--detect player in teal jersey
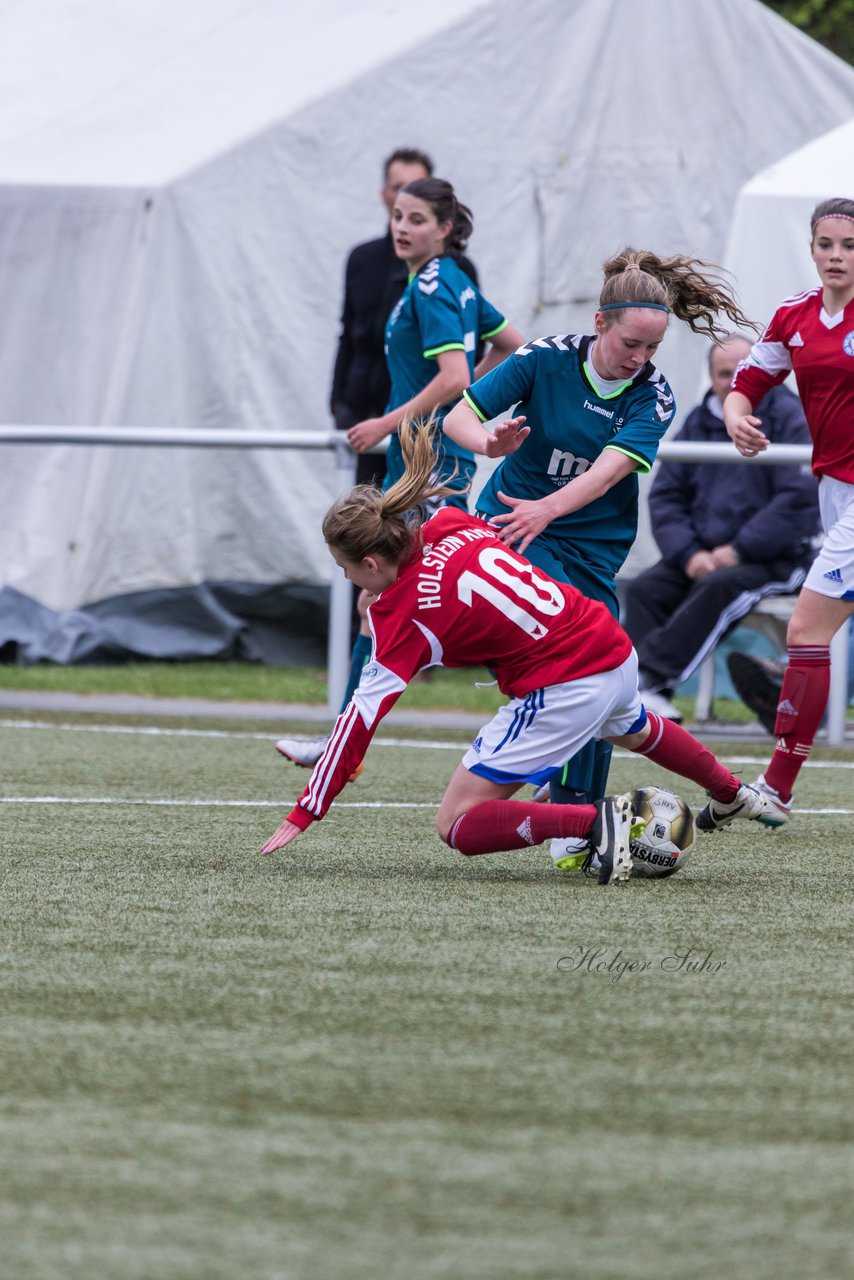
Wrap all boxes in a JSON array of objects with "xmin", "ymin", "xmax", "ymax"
[
  {"xmin": 347, "ymin": 177, "xmax": 522, "ymax": 505},
  {"xmin": 276, "ymin": 180, "xmax": 522, "ymax": 777},
  {"xmin": 443, "ymin": 248, "xmax": 756, "ymax": 860}
]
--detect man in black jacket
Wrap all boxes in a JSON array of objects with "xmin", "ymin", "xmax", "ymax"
[
  {"xmin": 622, "ymin": 335, "xmax": 819, "ymax": 722},
  {"xmin": 330, "ymin": 147, "xmax": 478, "ymax": 487}
]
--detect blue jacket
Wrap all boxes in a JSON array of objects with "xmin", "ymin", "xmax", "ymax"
[{"xmin": 649, "ymin": 384, "xmax": 818, "ymax": 568}]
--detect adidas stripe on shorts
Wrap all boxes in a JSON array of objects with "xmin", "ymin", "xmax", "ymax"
[
  {"xmin": 804, "ymin": 476, "xmax": 854, "ymax": 601},
  {"xmin": 461, "ymin": 650, "xmax": 645, "ymax": 786}
]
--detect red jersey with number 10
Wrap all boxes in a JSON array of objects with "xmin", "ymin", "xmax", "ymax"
[
  {"xmin": 288, "ymin": 507, "xmax": 631, "ymax": 829},
  {"xmin": 732, "ymin": 288, "xmax": 854, "ymax": 483}
]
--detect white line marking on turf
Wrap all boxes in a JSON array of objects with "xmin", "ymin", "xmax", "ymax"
[
  {"xmin": 0, "ymin": 718, "xmax": 463, "ymax": 751},
  {"xmin": 0, "ymin": 796, "xmax": 850, "ymax": 816},
  {"xmin": 0, "ymin": 796, "xmax": 437, "ymax": 808},
  {"xmin": 0, "ymin": 718, "xmax": 852, "ymax": 766}
]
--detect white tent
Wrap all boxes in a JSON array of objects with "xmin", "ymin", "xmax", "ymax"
[
  {"xmin": 1, "ymin": 0, "xmax": 853, "ymax": 662},
  {"xmin": 723, "ymin": 118, "xmax": 854, "ymax": 328}
]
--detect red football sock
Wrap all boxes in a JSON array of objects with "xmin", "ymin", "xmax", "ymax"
[
  {"xmin": 447, "ymin": 799, "xmax": 597, "ymax": 856},
  {"xmin": 632, "ymin": 712, "xmax": 739, "ymax": 802},
  {"xmin": 765, "ymin": 645, "xmax": 831, "ymax": 801}
]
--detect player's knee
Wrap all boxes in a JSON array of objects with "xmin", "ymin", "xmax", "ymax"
[
  {"xmin": 436, "ymin": 807, "xmax": 469, "ymax": 851},
  {"xmin": 435, "ymin": 809, "xmax": 453, "ymax": 844},
  {"xmin": 787, "ymin": 617, "xmax": 823, "ymax": 647},
  {"xmin": 606, "ymin": 721, "xmax": 651, "ymax": 752}
]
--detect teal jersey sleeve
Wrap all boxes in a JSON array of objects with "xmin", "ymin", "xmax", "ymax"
[
  {"xmin": 413, "ymin": 259, "xmax": 469, "ymax": 358},
  {"xmin": 464, "ymin": 339, "xmax": 537, "ymax": 419},
  {"xmin": 606, "ymin": 368, "xmax": 675, "ymax": 472},
  {"xmin": 477, "ymin": 293, "xmax": 507, "ymax": 341}
]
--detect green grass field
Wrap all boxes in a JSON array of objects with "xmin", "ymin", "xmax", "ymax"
[
  {"xmin": 0, "ymin": 659, "xmax": 761, "ymax": 723},
  {"xmin": 1, "ymin": 707, "xmax": 852, "ymax": 1280}
]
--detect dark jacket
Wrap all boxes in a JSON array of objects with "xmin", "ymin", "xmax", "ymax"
[
  {"xmin": 649, "ymin": 384, "xmax": 819, "ymax": 568},
  {"xmin": 330, "ymin": 231, "xmax": 478, "ymax": 427}
]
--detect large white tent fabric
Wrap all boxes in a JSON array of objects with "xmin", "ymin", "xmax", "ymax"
[
  {"xmin": 0, "ymin": 0, "xmax": 853, "ymax": 663},
  {"xmin": 723, "ymin": 119, "xmax": 854, "ymax": 327}
]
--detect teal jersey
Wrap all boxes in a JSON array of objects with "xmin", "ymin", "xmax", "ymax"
[
  {"xmin": 466, "ymin": 333, "xmax": 675, "ymax": 577},
  {"xmin": 384, "ymin": 255, "xmax": 507, "ymax": 488}
]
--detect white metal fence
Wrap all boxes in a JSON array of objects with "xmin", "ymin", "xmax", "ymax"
[{"xmin": 0, "ymin": 426, "xmax": 849, "ymax": 744}]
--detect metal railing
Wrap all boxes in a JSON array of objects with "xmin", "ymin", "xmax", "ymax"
[{"xmin": 0, "ymin": 426, "xmax": 848, "ymax": 743}]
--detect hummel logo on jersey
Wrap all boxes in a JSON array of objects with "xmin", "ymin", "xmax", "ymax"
[
  {"xmin": 517, "ymin": 335, "xmax": 572, "ymax": 357},
  {"xmin": 789, "ymin": 331, "xmax": 804, "ymax": 348},
  {"xmin": 418, "ymin": 259, "xmax": 440, "ymax": 296},
  {"xmin": 583, "ymin": 399, "xmax": 614, "ymax": 420},
  {"xmin": 823, "ymin": 567, "xmax": 843, "ymax": 583}
]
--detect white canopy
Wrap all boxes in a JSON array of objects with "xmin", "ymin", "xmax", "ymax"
[
  {"xmin": 723, "ymin": 118, "xmax": 854, "ymax": 327},
  {"xmin": 1, "ymin": 0, "xmax": 853, "ymax": 660}
]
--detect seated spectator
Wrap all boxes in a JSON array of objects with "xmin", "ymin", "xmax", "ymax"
[{"xmin": 622, "ymin": 334, "xmax": 819, "ymax": 722}]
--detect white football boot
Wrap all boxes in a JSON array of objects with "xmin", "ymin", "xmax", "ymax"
[
  {"xmin": 275, "ymin": 734, "xmax": 329, "ymax": 767},
  {"xmin": 695, "ymin": 781, "xmax": 783, "ymax": 832},
  {"xmin": 275, "ymin": 734, "xmax": 363, "ymax": 781},
  {"xmin": 751, "ymin": 774, "xmax": 792, "ymax": 827}
]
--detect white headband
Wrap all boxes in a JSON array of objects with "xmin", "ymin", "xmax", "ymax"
[{"xmin": 813, "ymin": 213, "xmax": 854, "ymax": 228}]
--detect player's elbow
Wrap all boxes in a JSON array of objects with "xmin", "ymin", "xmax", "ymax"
[{"xmin": 445, "ymin": 374, "xmax": 469, "ymax": 403}]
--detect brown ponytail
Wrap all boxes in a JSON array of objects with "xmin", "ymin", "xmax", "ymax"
[{"xmin": 600, "ymin": 248, "xmax": 758, "ymax": 339}]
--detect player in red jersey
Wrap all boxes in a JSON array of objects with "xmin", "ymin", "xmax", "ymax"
[
  {"xmin": 261, "ymin": 418, "xmax": 778, "ymax": 881},
  {"xmin": 704, "ymin": 197, "xmax": 854, "ymax": 829}
]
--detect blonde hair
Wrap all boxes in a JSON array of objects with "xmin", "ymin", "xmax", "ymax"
[
  {"xmin": 322, "ymin": 415, "xmax": 460, "ymax": 564},
  {"xmin": 600, "ymin": 248, "xmax": 757, "ymax": 339}
]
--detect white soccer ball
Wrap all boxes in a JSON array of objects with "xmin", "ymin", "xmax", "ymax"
[{"xmin": 629, "ymin": 786, "xmax": 696, "ymax": 878}]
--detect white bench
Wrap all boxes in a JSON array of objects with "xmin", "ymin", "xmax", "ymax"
[{"xmin": 693, "ymin": 597, "xmax": 851, "ymax": 745}]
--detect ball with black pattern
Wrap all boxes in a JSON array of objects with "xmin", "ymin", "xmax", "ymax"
[{"xmin": 629, "ymin": 785, "xmax": 696, "ymax": 878}]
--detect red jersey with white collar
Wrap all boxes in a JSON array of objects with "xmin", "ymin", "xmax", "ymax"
[
  {"xmin": 288, "ymin": 508, "xmax": 631, "ymax": 829},
  {"xmin": 732, "ymin": 288, "xmax": 854, "ymax": 483}
]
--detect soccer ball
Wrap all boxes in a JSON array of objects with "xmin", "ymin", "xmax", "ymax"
[{"xmin": 629, "ymin": 786, "xmax": 696, "ymax": 878}]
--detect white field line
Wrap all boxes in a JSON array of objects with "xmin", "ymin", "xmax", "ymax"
[
  {"xmin": 0, "ymin": 716, "xmax": 852, "ymax": 771},
  {"xmin": 0, "ymin": 795, "xmax": 850, "ymax": 816},
  {"xmin": 0, "ymin": 717, "xmax": 463, "ymax": 751},
  {"xmin": 0, "ymin": 796, "xmax": 434, "ymax": 808}
]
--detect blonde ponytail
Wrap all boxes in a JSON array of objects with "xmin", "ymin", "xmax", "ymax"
[{"xmin": 322, "ymin": 414, "xmax": 461, "ymax": 564}]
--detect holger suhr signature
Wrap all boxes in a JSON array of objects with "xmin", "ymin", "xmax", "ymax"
[{"xmin": 557, "ymin": 945, "xmax": 726, "ymax": 982}]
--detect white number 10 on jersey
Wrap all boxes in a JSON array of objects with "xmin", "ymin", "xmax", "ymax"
[{"xmin": 456, "ymin": 547, "xmax": 565, "ymax": 638}]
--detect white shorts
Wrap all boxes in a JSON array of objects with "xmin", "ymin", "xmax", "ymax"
[
  {"xmin": 461, "ymin": 650, "xmax": 646, "ymax": 785},
  {"xmin": 803, "ymin": 476, "xmax": 854, "ymax": 601}
]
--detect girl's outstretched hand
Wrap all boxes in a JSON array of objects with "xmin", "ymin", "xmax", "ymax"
[
  {"xmin": 261, "ymin": 819, "xmax": 301, "ymax": 855},
  {"xmin": 485, "ymin": 416, "xmax": 530, "ymax": 459},
  {"xmin": 490, "ymin": 491, "xmax": 551, "ymax": 554}
]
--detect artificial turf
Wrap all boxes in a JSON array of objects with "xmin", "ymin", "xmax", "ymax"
[{"xmin": 1, "ymin": 713, "xmax": 852, "ymax": 1279}]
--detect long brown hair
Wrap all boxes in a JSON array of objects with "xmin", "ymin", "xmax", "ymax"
[
  {"xmin": 600, "ymin": 248, "xmax": 757, "ymax": 339},
  {"xmin": 322, "ymin": 415, "xmax": 457, "ymax": 565}
]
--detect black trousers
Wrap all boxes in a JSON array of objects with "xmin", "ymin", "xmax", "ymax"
[{"xmin": 623, "ymin": 559, "xmax": 806, "ymax": 693}]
